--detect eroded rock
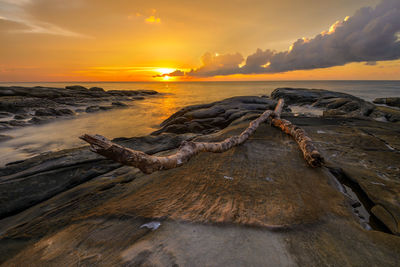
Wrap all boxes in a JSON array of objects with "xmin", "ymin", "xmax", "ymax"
[
  {"xmin": 0, "ymin": 86, "xmax": 159, "ymax": 131},
  {"xmin": 0, "ymin": 92, "xmax": 399, "ymax": 266}
]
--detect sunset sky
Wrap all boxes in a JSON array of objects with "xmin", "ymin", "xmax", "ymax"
[{"xmin": 0, "ymin": 0, "xmax": 399, "ymax": 82}]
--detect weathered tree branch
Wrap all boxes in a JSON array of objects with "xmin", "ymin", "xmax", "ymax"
[
  {"xmin": 80, "ymin": 100, "xmax": 284, "ymax": 174},
  {"xmin": 80, "ymin": 98, "xmax": 324, "ymax": 174},
  {"xmin": 271, "ymin": 99, "xmax": 324, "ymax": 167}
]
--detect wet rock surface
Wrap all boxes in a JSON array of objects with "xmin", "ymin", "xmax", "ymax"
[
  {"xmin": 1, "ymin": 89, "xmax": 400, "ymax": 266},
  {"xmin": 0, "ymin": 85, "xmax": 158, "ymax": 131}
]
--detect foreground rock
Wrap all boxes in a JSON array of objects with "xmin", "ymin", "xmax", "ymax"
[
  {"xmin": 373, "ymin": 97, "xmax": 400, "ymax": 108},
  {"xmin": 0, "ymin": 91, "xmax": 400, "ymax": 266},
  {"xmin": 0, "ymin": 85, "xmax": 158, "ymax": 131}
]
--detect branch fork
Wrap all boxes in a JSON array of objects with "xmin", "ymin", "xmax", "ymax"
[{"xmin": 80, "ymin": 99, "xmax": 324, "ymax": 174}]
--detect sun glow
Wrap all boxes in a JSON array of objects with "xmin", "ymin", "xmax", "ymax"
[
  {"xmin": 162, "ymin": 75, "xmax": 172, "ymax": 81},
  {"xmin": 156, "ymin": 68, "xmax": 176, "ymax": 75}
]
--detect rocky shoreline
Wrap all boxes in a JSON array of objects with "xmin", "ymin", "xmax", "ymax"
[
  {"xmin": 0, "ymin": 88, "xmax": 399, "ymax": 266},
  {"xmin": 0, "ymin": 85, "xmax": 158, "ymax": 133}
]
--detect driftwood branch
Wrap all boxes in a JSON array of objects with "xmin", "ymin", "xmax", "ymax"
[
  {"xmin": 80, "ymin": 98, "xmax": 324, "ymax": 174},
  {"xmin": 271, "ymin": 100, "xmax": 324, "ymax": 167},
  {"xmin": 80, "ymin": 100, "xmax": 284, "ymax": 174}
]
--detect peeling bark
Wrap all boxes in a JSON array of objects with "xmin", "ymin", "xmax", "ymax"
[
  {"xmin": 80, "ymin": 98, "xmax": 323, "ymax": 174},
  {"xmin": 80, "ymin": 100, "xmax": 283, "ymax": 174},
  {"xmin": 271, "ymin": 99, "xmax": 324, "ymax": 167}
]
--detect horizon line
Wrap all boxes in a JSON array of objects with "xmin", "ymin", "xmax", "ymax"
[{"xmin": 1, "ymin": 79, "xmax": 400, "ymax": 83}]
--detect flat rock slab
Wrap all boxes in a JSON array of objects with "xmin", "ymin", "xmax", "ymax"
[
  {"xmin": 1, "ymin": 119, "xmax": 400, "ymax": 266},
  {"xmin": 1, "ymin": 92, "xmax": 400, "ymax": 266}
]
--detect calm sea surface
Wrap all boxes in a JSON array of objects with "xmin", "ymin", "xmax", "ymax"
[{"xmin": 1, "ymin": 81, "xmax": 399, "ymax": 165}]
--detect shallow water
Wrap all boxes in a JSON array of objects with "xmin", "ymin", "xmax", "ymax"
[{"xmin": 1, "ymin": 81, "xmax": 400, "ymax": 166}]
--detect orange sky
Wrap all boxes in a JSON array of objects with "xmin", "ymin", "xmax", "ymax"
[{"xmin": 0, "ymin": 0, "xmax": 399, "ymax": 82}]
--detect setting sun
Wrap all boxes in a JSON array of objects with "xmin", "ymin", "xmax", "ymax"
[
  {"xmin": 162, "ymin": 75, "xmax": 172, "ymax": 81},
  {"xmin": 155, "ymin": 68, "xmax": 176, "ymax": 75}
]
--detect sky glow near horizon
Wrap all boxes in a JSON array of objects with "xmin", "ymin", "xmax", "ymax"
[{"xmin": 0, "ymin": 0, "xmax": 399, "ymax": 82}]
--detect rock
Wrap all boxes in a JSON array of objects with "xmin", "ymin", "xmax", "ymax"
[
  {"xmin": 86, "ymin": 106, "xmax": 100, "ymax": 113},
  {"xmin": 57, "ymin": 108, "xmax": 74, "ymax": 116},
  {"xmin": 99, "ymin": 106, "xmax": 113, "ymax": 111},
  {"xmin": 65, "ymin": 85, "xmax": 88, "ymax": 91},
  {"xmin": 112, "ymin": 101, "xmax": 128, "ymax": 107},
  {"xmin": 0, "ymin": 123, "xmax": 12, "ymax": 130},
  {"xmin": 155, "ymin": 96, "xmax": 276, "ymax": 135},
  {"xmin": 89, "ymin": 87, "xmax": 105, "ymax": 92},
  {"xmin": 138, "ymin": 90, "xmax": 158, "ymax": 95},
  {"xmin": 1, "ymin": 91, "xmax": 400, "ymax": 266},
  {"xmin": 0, "ymin": 112, "xmax": 12, "ymax": 119},
  {"xmin": 0, "ymin": 134, "xmax": 12, "ymax": 142},
  {"xmin": 34, "ymin": 108, "xmax": 59, "ymax": 116},
  {"xmin": 372, "ymin": 205, "xmax": 399, "ymax": 235},
  {"xmin": 0, "ymin": 86, "xmax": 158, "ymax": 130},
  {"xmin": 8, "ymin": 120, "xmax": 26, "ymax": 127},
  {"xmin": 132, "ymin": 96, "xmax": 145, "ymax": 100},
  {"xmin": 1, "ymin": 111, "xmax": 400, "ymax": 266},
  {"xmin": 271, "ymin": 88, "xmax": 375, "ymax": 118},
  {"xmin": 187, "ymin": 121, "xmax": 205, "ymax": 133},
  {"xmin": 28, "ymin": 117, "xmax": 47, "ymax": 124},
  {"xmin": 13, "ymin": 114, "xmax": 29, "ymax": 120},
  {"xmin": 163, "ymin": 124, "xmax": 189, "ymax": 134},
  {"xmin": 373, "ymin": 97, "xmax": 400, "ymax": 108},
  {"xmin": 370, "ymin": 106, "xmax": 400, "ymax": 122}
]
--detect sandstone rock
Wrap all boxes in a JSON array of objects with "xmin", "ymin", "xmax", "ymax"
[
  {"xmin": 138, "ymin": 90, "xmax": 158, "ymax": 95},
  {"xmin": 1, "ymin": 111, "xmax": 400, "ymax": 266},
  {"xmin": 89, "ymin": 87, "xmax": 105, "ymax": 92},
  {"xmin": 29, "ymin": 117, "xmax": 47, "ymax": 124},
  {"xmin": 370, "ymin": 106, "xmax": 400, "ymax": 122},
  {"xmin": 0, "ymin": 134, "xmax": 12, "ymax": 142},
  {"xmin": 156, "ymin": 96, "xmax": 276, "ymax": 135},
  {"xmin": 373, "ymin": 97, "xmax": 400, "ymax": 108},
  {"xmin": 0, "ymin": 112, "xmax": 13, "ymax": 119},
  {"xmin": 1, "ymin": 92, "xmax": 399, "ymax": 266},
  {"xmin": 132, "ymin": 96, "xmax": 145, "ymax": 100},
  {"xmin": 35, "ymin": 108, "xmax": 59, "ymax": 116},
  {"xmin": 65, "ymin": 85, "xmax": 88, "ymax": 91},
  {"xmin": 13, "ymin": 114, "xmax": 29, "ymax": 120},
  {"xmin": 99, "ymin": 106, "xmax": 113, "ymax": 111},
  {"xmin": 57, "ymin": 108, "xmax": 74, "ymax": 116},
  {"xmin": 8, "ymin": 120, "xmax": 26, "ymax": 127},
  {"xmin": 0, "ymin": 86, "xmax": 158, "ymax": 131},
  {"xmin": 112, "ymin": 101, "xmax": 127, "ymax": 107},
  {"xmin": 271, "ymin": 88, "xmax": 375, "ymax": 118},
  {"xmin": 86, "ymin": 106, "xmax": 100, "ymax": 113}
]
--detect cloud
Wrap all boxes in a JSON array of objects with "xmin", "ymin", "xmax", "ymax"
[
  {"xmin": 183, "ymin": 0, "xmax": 400, "ymax": 77},
  {"xmin": 188, "ymin": 52, "xmax": 244, "ymax": 77},
  {"xmin": 0, "ymin": 0, "xmax": 87, "ymax": 37},
  {"xmin": 153, "ymin": 70, "xmax": 184, "ymax": 77},
  {"xmin": 129, "ymin": 9, "xmax": 161, "ymax": 24},
  {"xmin": 145, "ymin": 15, "xmax": 161, "ymax": 24}
]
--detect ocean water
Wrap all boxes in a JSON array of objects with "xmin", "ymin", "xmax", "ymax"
[{"xmin": 0, "ymin": 81, "xmax": 399, "ymax": 166}]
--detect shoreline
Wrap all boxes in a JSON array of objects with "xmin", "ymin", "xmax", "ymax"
[{"xmin": 0, "ymin": 85, "xmax": 158, "ymax": 132}]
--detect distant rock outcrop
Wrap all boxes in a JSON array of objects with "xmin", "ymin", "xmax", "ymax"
[{"xmin": 0, "ymin": 85, "xmax": 158, "ymax": 132}]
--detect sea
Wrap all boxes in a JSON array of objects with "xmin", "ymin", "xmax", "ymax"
[{"xmin": 1, "ymin": 80, "xmax": 400, "ymax": 166}]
